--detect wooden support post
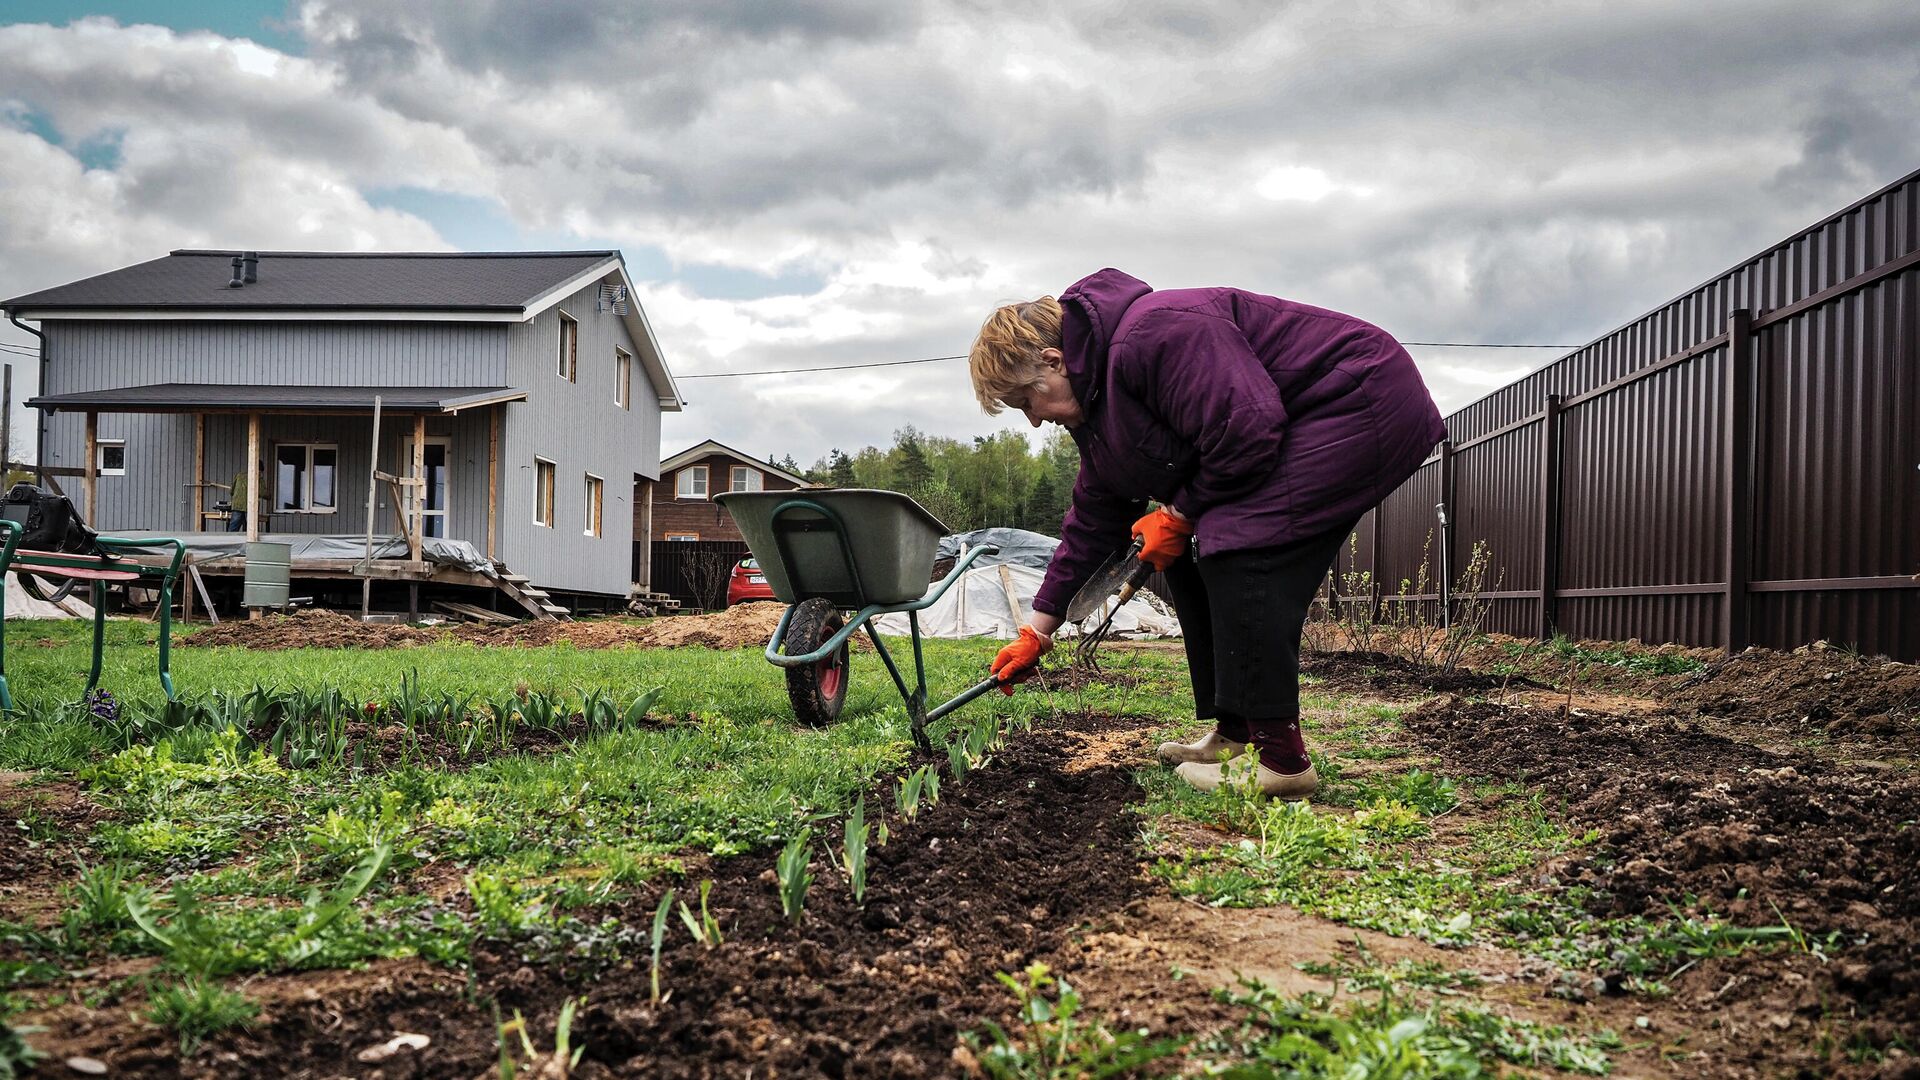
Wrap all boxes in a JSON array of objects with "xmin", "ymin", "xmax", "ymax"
[
  {"xmin": 83, "ymin": 411, "xmax": 98, "ymax": 524},
  {"xmin": 1537, "ymin": 395, "xmax": 1564, "ymax": 639},
  {"xmin": 487, "ymin": 406, "xmax": 500, "ymax": 561},
  {"xmin": 410, "ymin": 413, "xmax": 425, "ymax": 564},
  {"xmin": 245, "ymin": 413, "xmax": 261, "ymax": 543},
  {"xmin": 1723, "ymin": 308, "xmax": 1754, "ymax": 654},
  {"xmin": 192, "ymin": 413, "xmax": 205, "ymax": 532}
]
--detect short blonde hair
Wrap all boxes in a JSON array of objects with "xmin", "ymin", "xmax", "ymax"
[{"xmin": 968, "ymin": 296, "xmax": 1062, "ymax": 414}]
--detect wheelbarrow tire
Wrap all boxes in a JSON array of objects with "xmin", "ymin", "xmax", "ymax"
[{"xmin": 783, "ymin": 598, "xmax": 849, "ymax": 726}]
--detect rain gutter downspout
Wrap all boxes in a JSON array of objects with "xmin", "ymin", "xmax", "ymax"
[{"xmin": 5, "ymin": 312, "xmax": 44, "ymax": 484}]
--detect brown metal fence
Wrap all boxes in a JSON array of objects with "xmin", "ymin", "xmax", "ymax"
[
  {"xmin": 1360, "ymin": 166, "xmax": 1920, "ymax": 661},
  {"xmin": 647, "ymin": 540, "xmax": 750, "ymax": 611}
]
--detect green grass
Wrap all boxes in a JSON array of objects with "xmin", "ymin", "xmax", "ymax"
[{"xmin": 0, "ymin": 623, "xmax": 1193, "ymax": 1009}]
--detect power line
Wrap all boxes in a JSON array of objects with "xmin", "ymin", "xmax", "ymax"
[{"xmin": 678, "ymin": 340, "xmax": 1577, "ymax": 380}]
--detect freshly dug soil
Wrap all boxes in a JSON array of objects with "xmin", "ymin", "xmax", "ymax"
[
  {"xmin": 180, "ymin": 605, "xmax": 790, "ymax": 652},
  {"xmin": 40, "ymin": 713, "xmax": 1155, "ymax": 1078},
  {"xmin": 1301, "ymin": 649, "xmax": 1540, "ymax": 697},
  {"xmin": 1398, "ymin": 696, "xmax": 1920, "ymax": 1061},
  {"xmin": 1663, "ymin": 643, "xmax": 1920, "ymax": 744}
]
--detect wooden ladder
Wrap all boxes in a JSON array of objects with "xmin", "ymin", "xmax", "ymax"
[{"xmin": 492, "ymin": 564, "xmax": 571, "ymax": 621}]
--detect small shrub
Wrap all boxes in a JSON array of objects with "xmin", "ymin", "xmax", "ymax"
[{"xmin": 146, "ymin": 978, "xmax": 257, "ymax": 1055}]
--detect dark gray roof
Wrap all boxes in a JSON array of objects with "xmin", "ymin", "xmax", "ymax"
[
  {"xmin": 1, "ymin": 250, "xmax": 617, "ymax": 312},
  {"xmin": 28, "ymin": 383, "xmax": 527, "ymax": 414}
]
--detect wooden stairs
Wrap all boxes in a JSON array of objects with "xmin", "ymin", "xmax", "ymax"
[{"xmin": 492, "ymin": 564, "xmax": 571, "ymax": 621}]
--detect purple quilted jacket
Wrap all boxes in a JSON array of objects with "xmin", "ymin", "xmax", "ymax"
[{"xmin": 1031, "ymin": 269, "xmax": 1447, "ymax": 618}]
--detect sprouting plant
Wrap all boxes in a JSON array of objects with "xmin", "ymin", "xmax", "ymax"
[
  {"xmin": 146, "ymin": 977, "xmax": 257, "ymax": 1055},
  {"xmin": 623, "ymin": 687, "xmax": 664, "ymax": 728},
  {"xmin": 947, "ymin": 737, "xmax": 973, "ymax": 783},
  {"xmin": 495, "ymin": 998, "xmax": 584, "ymax": 1080},
  {"xmin": 649, "ymin": 889, "xmax": 674, "ymax": 1003},
  {"xmin": 962, "ymin": 962, "xmax": 1183, "ymax": 1078},
  {"xmin": 676, "ymin": 879, "xmax": 722, "ymax": 949},
  {"xmin": 921, "ymin": 764, "xmax": 941, "ymax": 806},
  {"xmin": 0, "ymin": 1017, "xmax": 47, "ymax": 1077},
  {"xmin": 776, "ymin": 829, "xmax": 813, "ymax": 925},
  {"xmin": 843, "ymin": 799, "xmax": 870, "ymax": 905},
  {"xmin": 580, "ymin": 688, "xmax": 616, "ymax": 733},
  {"xmin": 1386, "ymin": 768, "xmax": 1458, "ymax": 816},
  {"xmin": 63, "ymin": 856, "xmax": 135, "ymax": 940},
  {"xmin": 896, "ymin": 768, "xmax": 927, "ymax": 821}
]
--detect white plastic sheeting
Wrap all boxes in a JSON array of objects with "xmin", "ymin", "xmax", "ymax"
[
  {"xmin": 872, "ymin": 558, "xmax": 1180, "ymax": 640},
  {"xmin": 4, "ymin": 572, "xmax": 97, "ymax": 619}
]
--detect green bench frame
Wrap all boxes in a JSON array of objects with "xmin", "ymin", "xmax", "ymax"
[{"xmin": 0, "ymin": 519, "xmax": 187, "ymax": 710}]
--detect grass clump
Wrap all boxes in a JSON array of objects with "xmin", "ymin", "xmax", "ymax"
[
  {"xmin": 145, "ymin": 977, "xmax": 257, "ymax": 1055},
  {"xmin": 961, "ymin": 962, "xmax": 1184, "ymax": 1078}
]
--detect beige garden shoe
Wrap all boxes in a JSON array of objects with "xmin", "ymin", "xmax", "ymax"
[
  {"xmin": 1155, "ymin": 730, "xmax": 1248, "ymax": 766},
  {"xmin": 1174, "ymin": 756, "xmax": 1319, "ymax": 800}
]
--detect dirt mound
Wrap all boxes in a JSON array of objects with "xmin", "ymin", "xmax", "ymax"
[
  {"xmin": 1301, "ymin": 649, "xmax": 1537, "ymax": 697},
  {"xmin": 1399, "ymin": 696, "xmax": 1920, "ymax": 1041},
  {"xmin": 181, "ymin": 605, "xmax": 791, "ymax": 652},
  {"xmin": 1663, "ymin": 644, "xmax": 1920, "ymax": 740},
  {"xmin": 182, "ymin": 609, "xmax": 443, "ymax": 649}
]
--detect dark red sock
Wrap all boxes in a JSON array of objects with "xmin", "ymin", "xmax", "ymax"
[
  {"xmin": 1213, "ymin": 711, "xmax": 1250, "ymax": 744},
  {"xmin": 1247, "ymin": 715, "xmax": 1310, "ymax": 774}
]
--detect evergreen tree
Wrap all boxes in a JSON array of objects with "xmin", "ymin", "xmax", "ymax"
[{"xmin": 827, "ymin": 449, "xmax": 857, "ymax": 487}]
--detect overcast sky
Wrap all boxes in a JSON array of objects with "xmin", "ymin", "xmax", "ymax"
[{"xmin": 1, "ymin": 0, "xmax": 1915, "ymax": 468}]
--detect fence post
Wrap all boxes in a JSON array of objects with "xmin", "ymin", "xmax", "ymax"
[
  {"xmin": 1537, "ymin": 395, "xmax": 1563, "ymax": 639},
  {"xmin": 1369, "ymin": 504, "xmax": 1384, "ymax": 622},
  {"xmin": 1723, "ymin": 308, "xmax": 1754, "ymax": 654},
  {"xmin": 1436, "ymin": 440, "xmax": 1454, "ymax": 628}
]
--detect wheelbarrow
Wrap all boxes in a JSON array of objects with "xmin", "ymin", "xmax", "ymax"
[{"xmin": 714, "ymin": 489, "xmax": 1007, "ymax": 751}]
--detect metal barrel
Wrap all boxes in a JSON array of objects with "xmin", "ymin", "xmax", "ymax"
[{"xmin": 242, "ymin": 541, "xmax": 292, "ymax": 610}]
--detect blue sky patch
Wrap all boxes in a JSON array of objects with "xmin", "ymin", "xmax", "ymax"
[{"xmin": 5, "ymin": 1, "xmax": 303, "ymax": 53}]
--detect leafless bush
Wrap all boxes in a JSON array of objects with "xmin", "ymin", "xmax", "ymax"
[
  {"xmin": 680, "ymin": 549, "xmax": 738, "ymax": 612},
  {"xmin": 1333, "ymin": 532, "xmax": 1378, "ymax": 653},
  {"xmin": 1376, "ymin": 532, "xmax": 1503, "ymax": 673},
  {"xmin": 1434, "ymin": 540, "xmax": 1501, "ymax": 674},
  {"xmin": 1301, "ymin": 570, "xmax": 1340, "ymax": 654}
]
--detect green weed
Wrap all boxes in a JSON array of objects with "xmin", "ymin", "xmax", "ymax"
[
  {"xmin": 962, "ymin": 962, "xmax": 1184, "ymax": 1078},
  {"xmin": 145, "ymin": 977, "xmax": 257, "ymax": 1055},
  {"xmin": 776, "ymin": 829, "xmax": 814, "ymax": 924}
]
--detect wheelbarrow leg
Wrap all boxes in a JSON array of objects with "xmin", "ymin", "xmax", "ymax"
[{"xmin": 864, "ymin": 621, "xmax": 932, "ymax": 753}]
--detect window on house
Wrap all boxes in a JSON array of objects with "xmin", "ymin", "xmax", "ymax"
[
  {"xmin": 664, "ymin": 532, "xmax": 699, "ymax": 541},
  {"xmin": 557, "ymin": 312, "xmax": 578, "ymax": 382},
  {"xmin": 97, "ymin": 440, "xmax": 126, "ymax": 476},
  {"xmin": 534, "ymin": 458, "xmax": 556, "ymax": 527},
  {"xmin": 729, "ymin": 466, "xmax": 763, "ymax": 492},
  {"xmin": 675, "ymin": 465, "xmax": 708, "ymax": 499},
  {"xmin": 615, "ymin": 347, "xmax": 632, "ymax": 410},
  {"xmin": 273, "ymin": 443, "xmax": 337, "ymax": 512},
  {"xmin": 583, "ymin": 473, "xmax": 603, "ymax": 537}
]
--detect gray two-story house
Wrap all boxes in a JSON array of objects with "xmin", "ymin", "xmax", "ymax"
[{"xmin": 1, "ymin": 250, "xmax": 681, "ymax": 614}]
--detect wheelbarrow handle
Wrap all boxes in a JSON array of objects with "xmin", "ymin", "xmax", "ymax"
[{"xmin": 924, "ymin": 674, "xmax": 1008, "ymax": 726}]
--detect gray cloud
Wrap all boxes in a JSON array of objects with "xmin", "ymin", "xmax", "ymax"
[{"xmin": 2, "ymin": 0, "xmax": 1917, "ymax": 468}]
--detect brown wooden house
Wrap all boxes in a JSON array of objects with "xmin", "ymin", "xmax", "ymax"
[{"xmin": 633, "ymin": 439, "xmax": 812, "ymax": 595}]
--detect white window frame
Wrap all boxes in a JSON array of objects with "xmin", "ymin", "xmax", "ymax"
[
  {"xmin": 557, "ymin": 311, "xmax": 578, "ymax": 382},
  {"xmin": 675, "ymin": 465, "xmax": 709, "ymax": 500},
  {"xmin": 272, "ymin": 442, "xmax": 339, "ymax": 513},
  {"xmin": 664, "ymin": 532, "xmax": 700, "ymax": 541},
  {"xmin": 97, "ymin": 439, "xmax": 126, "ymax": 476},
  {"xmin": 614, "ymin": 347, "xmax": 632, "ymax": 410},
  {"xmin": 533, "ymin": 457, "xmax": 556, "ymax": 527},
  {"xmin": 729, "ymin": 465, "xmax": 764, "ymax": 493},
  {"xmin": 583, "ymin": 473, "xmax": 603, "ymax": 537}
]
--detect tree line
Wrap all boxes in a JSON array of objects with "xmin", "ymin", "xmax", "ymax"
[{"xmin": 768, "ymin": 426, "xmax": 1080, "ymax": 536}]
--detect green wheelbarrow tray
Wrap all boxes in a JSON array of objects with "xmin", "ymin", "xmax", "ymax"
[{"xmin": 714, "ymin": 489, "xmax": 1009, "ymax": 751}]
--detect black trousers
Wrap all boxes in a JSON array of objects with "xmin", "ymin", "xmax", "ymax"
[{"xmin": 1162, "ymin": 522, "xmax": 1353, "ymax": 726}]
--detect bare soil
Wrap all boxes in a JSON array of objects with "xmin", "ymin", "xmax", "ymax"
[
  {"xmin": 180, "ymin": 605, "xmax": 790, "ymax": 652},
  {"xmin": 1662, "ymin": 643, "xmax": 1920, "ymax": 748}
]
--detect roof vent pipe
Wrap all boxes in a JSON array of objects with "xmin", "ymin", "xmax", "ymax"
[
  {"xmin": 228, "ymin": 257, "xmax": 245, "ymax": 289},
  {"xmin": 242, "ymin": 251, "xmax": 258, "ymax": 284}
]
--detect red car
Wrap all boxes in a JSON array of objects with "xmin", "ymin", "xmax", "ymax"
[{"xmin": 726, "ymin": 557, "xmax": 777, "ymax": 606}]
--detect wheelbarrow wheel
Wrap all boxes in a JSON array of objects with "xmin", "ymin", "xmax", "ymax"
[{"xmin": 783, "ymin": 598, "xmax": 849, "ymax": 726}]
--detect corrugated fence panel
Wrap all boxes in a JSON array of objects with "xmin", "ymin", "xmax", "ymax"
[
  {"xmin": 1371, "ymin": 167, "xmax": 1920, "ymax": 659},
  {"xmin": 1555, "ymin": 345, "xmax": 1725, "ymax": 647},
  {"xmin": 1375, "ymin": 461, "xmax": 1441, "ymax": 603},
  {"xmin": 1451, "ymin": 423, "xmax": 1540, "ymax": 593}
]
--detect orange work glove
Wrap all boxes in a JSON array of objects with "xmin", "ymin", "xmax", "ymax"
[
  {"xmin": 1131, "ymin": 507, "xmax": 1194, "ymax": 571},
  {"xmin": 990, "ymin": 625, "xmax": 1053, "ymax": 694}
]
